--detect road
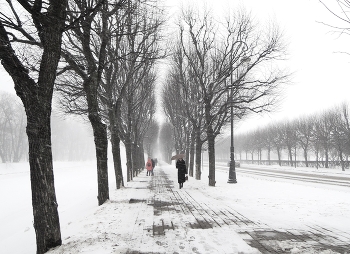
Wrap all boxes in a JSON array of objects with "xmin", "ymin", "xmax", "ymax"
[{"xmin": 215, "ymin": 163, "xmax": 350, "ymax": 188}]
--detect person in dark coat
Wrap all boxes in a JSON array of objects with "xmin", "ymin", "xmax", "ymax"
[
  {"xmin": 151, "ymin": 158, "xmax": 155, "ymax": 176},
  {"xmin": 176, "ymin": 157, "xmax": 187, "ymax": 189}
]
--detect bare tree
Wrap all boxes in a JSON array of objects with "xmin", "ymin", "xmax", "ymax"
[
  {"xmin": 296, "ymin": 116, "xmax": 314, "ymax": 167},
  {"xmin": 0, "ymin": 92, "xmax": 27, "ymax": 162},
  {"xmin": 0, "ymin": 1, "xmax": 67, "ymax": 252},
  {"xmin": 143, "ymin": 120, "xmax": 159, "ymax": 157},
  {"xmin": 102, "ymin": 0, "xmax": 163, "ymax": 182},
  {"xmin": 120, "ymin": 72, "xmax": 157, "ymax": 181},
  {"xmin": 176, "ymin": 6, "xmax": 289, "ymax": 186},
  {"xmin": 252, "ymin": 129, "xmax": 264, "ymax": 164},
  {"xmin": 319, "ymin": 0, "xmax": 350, "ymax": 56},
  {"xmin": 163, "ymin": 43, "xmax": 207, "ymax": 179},
  {"xmin": 329, "ymin": 106, "xmax": 347, "ymax": 171},
  {"xmin": 56, "ymin": 0, "xmax": 163, "ymax": 188},
  {"xmin": 314, "ymin": 111, "xmax": 333, "ymax": 168},
  {"xmin": 261, "ymin": 126, "xmax": 274, "ymax": 165},
  {"xmin": 339, "ymin": 103, "xmax": 350, "ymax": 158},
  {"xmin": 271, "ymin": 123, "xmax": 285, "ymax": 166},
  {"xmin": 234, "ymin": 102, "xmax": 350, "ymax": 170},
  {"xmin": 282, "ymin": 121, "xmax": 297, "ymax": 167},
  {"xmin": 159, "ymin": 122, "xmax": 175, "ymax": 163},
  {"xmin": 162, "ymin": 73, "xmax": 188, "ymax": 153},
  {"xmin": 57, "ymin": 0, "xmax": 129, "ymax": 204},
  {"xmin": 130, "ymin": 72, "xmax": 158, "ymax": 176}
]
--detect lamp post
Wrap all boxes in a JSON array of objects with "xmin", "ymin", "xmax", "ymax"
[
  {"xmin": 227, "ymin": 56, "xmax": 250, "ymax": 184},
  {"xmin": 227, "ymin": 86, "xmax": 237, "ymax": 183}
]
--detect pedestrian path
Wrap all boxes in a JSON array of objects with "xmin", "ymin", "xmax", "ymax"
[
  {"xmin": 123, "ymin": 165, "xmax": 350, "ymax": 254},
  {"xmin": 124, "ymin": 166, "xmax": 257, "ymax": 254},
  {"xmin": 49, "ymin": 163, "xmax": 350, "ymax": 254}
]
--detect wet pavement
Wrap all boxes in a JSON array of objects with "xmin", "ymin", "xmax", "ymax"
[{"xmin": 126, "ymin": 166, "xmax": 350, "ymax": 254}]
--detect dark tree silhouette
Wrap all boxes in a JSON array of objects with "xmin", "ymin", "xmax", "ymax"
[
  {"xmin": 165, "ymin": 6, "xmax": 289, "ymax": 186},
  {"xmin": 0, "ymin": 1, "xmax": 67, "ymax": 253}
]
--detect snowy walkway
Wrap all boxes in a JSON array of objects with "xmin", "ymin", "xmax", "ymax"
[
  {"xmin": 147, "ymin": 169, "xmax": 350, "ymax": 254},
  {"xmin": 47, "ymin": 163, "xmax": 350, "ymax": 254}
]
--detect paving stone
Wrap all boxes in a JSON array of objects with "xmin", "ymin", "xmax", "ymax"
[{"xmin": 127, "ymin": 167, "xmax": 350, "ymax": 253}]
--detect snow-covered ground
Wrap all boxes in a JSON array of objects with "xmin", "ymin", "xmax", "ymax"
[
  {"xmin": 0, "ymin": 161, "xmax": 118, "ymax": 254},
  {"xmin": 1, "ymin": 160, "xmax": 350, "ymax": 253}
]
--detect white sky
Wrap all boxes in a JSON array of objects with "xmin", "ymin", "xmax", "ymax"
[
  {"xmin": 1, "ymin": 0, "xmax": 349, "ymax": 132},
  {"xmin": 233, "ymin": 0, "xmax": 350, "ymax": 132},
  {"xmin": 163, "ymin": 0, "xmax": 350, "ymax": 132}
]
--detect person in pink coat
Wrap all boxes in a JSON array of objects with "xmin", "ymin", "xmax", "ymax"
[{"xmin": 146, "ymin": 158, "xmax": 152, "ymax": 176}]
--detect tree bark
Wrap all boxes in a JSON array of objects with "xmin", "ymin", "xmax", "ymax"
[
  {"xmin": 195, "ymin": 128, "xmax": 202, "ymax": 180},
  {"xmin": 132, "ymin": 141, "xmax": 138, "ymax": 176},
  {"xmin": 109, "ymin": 106, "xmax": 124, "ymax": 189},
  {"xmin": 277, "ymin": 147, "xmax": 281, "ymax": 166},
  {"xmin": 27, "ymin": 104, "xmax": 62, "ymax": 253},
  {"xmin": 189, "ymin": 130, "xmax": 195, "ymax": 177},
  {"xmin": 0, "ymin": 0, "xmax": 67, "ymax": 251},
  {"xmin": 207, "ymin": 125, "xmax": 216, "ymax": 186},
  {"xmin": 303, "ymin": 149, "xmax": 309, "ymax": 167},
  {"xmin": 111, "ymin": 131, "xmax": 123, "ymax": 189},
  {"xmin": 205, "ymin": 104, "xmax": 216, "ymax": 187},
  {"xmin": 84, "ymin": 78, "xmax": 109, "ymax": 205},
  {"xmin": 125, "ymin": 136, "xmax": 133, "ymax": 181},
  {"xmin": 126, "ymin": 96, "xmax": 133, "ymax": 181},
  {"xmin": 287, "ymin": 146, "xmax": 293, "ymax": 167},
  {"xmin": 90, "ymin": 116, "xmax": 109, "ymax": 205},
  {"xmin": 325, "ymin": 145, "xmax": 329, "ymax": 168}
]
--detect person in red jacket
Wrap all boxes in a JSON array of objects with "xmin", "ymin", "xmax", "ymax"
[{"xmin": 146, "ymin": 158, "xmax": 152, "ymax": 176}]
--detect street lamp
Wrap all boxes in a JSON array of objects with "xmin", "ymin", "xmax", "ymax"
[
  {"xmin": 227, "ymin": 85, "xmax": 237, "ymax": 183},
  {"xmin": 227, "ymin": 56, "xmax": 250, "ymax": 184}
]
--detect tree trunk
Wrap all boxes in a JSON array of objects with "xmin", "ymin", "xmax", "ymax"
[
  {"xmin": 207, "ymin": 127, "xmax": 216, "ymax": 186},
  {"xmin": 205, "ymin": 104, "xmax": 216, "ymax": 187},
  {"xmin": 110, "ymin": 130, "xmax": 124, "ymax": 189},
  {"xmin": 109, "ymin": 106, "xmax": 124, "ymax": 189},
  {"xmin": 126, "ymin": 96, "xmax": 134, "ymax": 180},
  {"xmin": 195, "ymin": 128, "xmax": 202, "ymax": 180},
  {"xmin": 0, "ymin": 2, "xmax": 67, "ymax": 251},
  {"xmin": 288, "ymin": 146, "xmax": 293, "ymax": 167},
  {"xmin": 185, "ymin": 130, "xmax": 190, "ymax": 168},
  {"xmin": 84, "ymin": 77, "xmax": 109, "ymax": 205},
  {"xmin": 258, "ymin": 149, "xmax": 261, "ymax": 164},
  {"xmin": 277, "ymin": 147, "xmax": 281, "ymax": 166},
  {"xmin": 137, "ymin": 142, "xmax": 145, "ymax": 173},
  {"xmin": 303, "ymin": 149, "xmax": 309, "ymax": 167},
  {"xmin": 125, "ymin": 136, "xmax": 133, "ymax": 181},
  {"xmin": 189, "ymin": 130, "xmax": 195, "ymax": 177},
  {"xmin": 325, "ymin": 145, "xmax": 329, "ymax": 168},
  {"xmin": 27, "ymin": 106, "xmax": 62, "ymax": 253},
  {"xmin": 339, "ymin": 149, "xmax": 345, "ymax": 171},
  {"xmin": 89, "ymin": 116, "xmax": 109, "ymax": 205},
  {"xmin": 132, "ymin": 141, "xmax": 138, "ymax": 176}
]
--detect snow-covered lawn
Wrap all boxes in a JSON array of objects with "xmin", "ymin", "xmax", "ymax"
[
  {"xmin": 0, "ymin": 161, "xmax": 118, "ymax": 254},
  {"xmin": 1, "ymin": 160, "xmax": 349, "ymax": 253},
  {"xmin": 216, "ymin": 163, "xmax": 350, "ymax": 232}
]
